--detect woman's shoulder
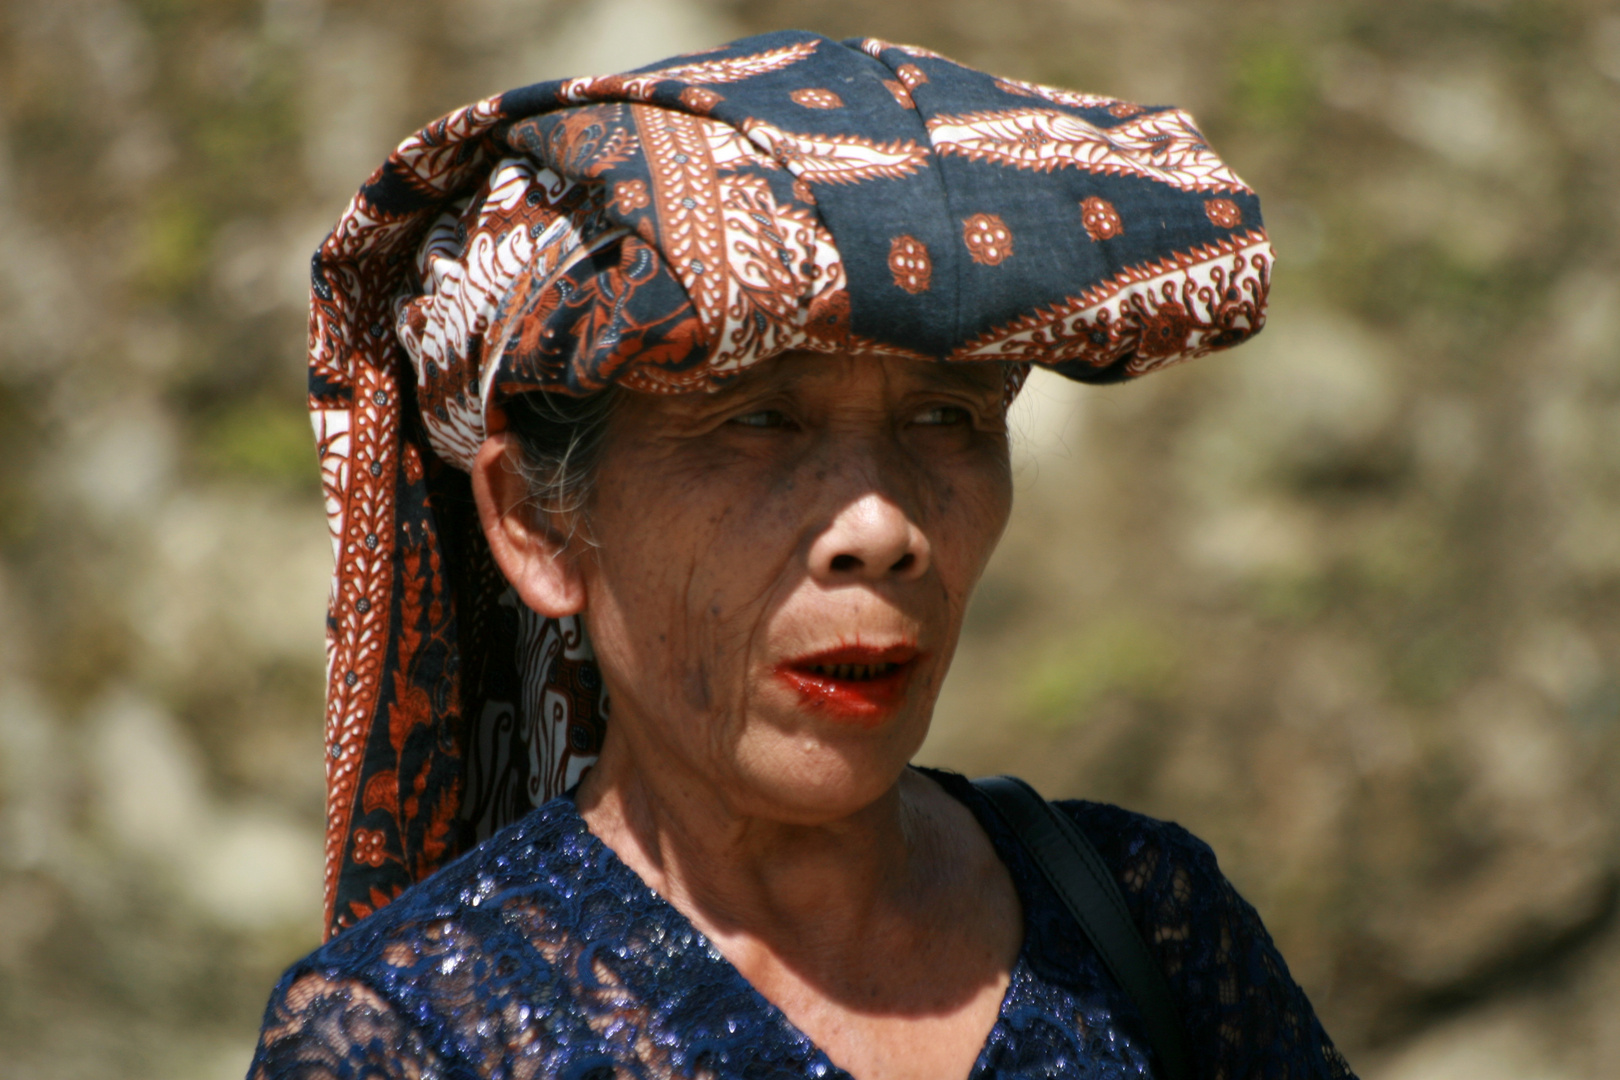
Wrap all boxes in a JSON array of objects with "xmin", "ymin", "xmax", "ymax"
[
  {"xmin": 1054, "ymin": 796, "xmax": 1213, "ymax": 859},
  {"xmin": 297, "ymin": 795, "xmax": 594, "ymax": 974},
  {"xmin": 1058, "ymin": 799, "xmax": 1356, "ymax": 1079},
  {"xmin": 930, "ymin": 771, "xmax": 1357, "ymax": 1079},
  {"xmin": 1050, "ymin": 797, "xmax": 1224, "ymax": 905},
  {"xmin": 251, "ymin": 796, "xmax": 610, "ymax": 1078},
  {"xmin": 921, "ymin": 768, "xmax": 1220, "ymax": 902}
]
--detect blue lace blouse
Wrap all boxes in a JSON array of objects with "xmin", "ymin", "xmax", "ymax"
[{"xmin": 249, "ymin": 769, "xmax": 1355, "ymax": 1079}]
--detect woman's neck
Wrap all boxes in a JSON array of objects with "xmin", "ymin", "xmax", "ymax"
[
  {"xmin": 574, "ymin": 725, "xmax": 1024, "ymax": 1080},
  {"xmin": 575, "ymin": 734, "xmax": 941, "ymax": 954}
]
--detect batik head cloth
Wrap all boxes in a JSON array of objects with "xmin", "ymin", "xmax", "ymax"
[{"xmin": 310, "ymin": 29, "xmax": 1273, "ymax": 936}]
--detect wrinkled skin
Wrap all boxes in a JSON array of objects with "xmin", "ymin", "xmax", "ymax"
[{"xmin": 474, "ymin": 352, "xmax": 1022, "ymax": 1080}]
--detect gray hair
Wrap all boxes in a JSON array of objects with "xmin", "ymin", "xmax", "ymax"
[{"xmin": 503, "ymin": 389, "xmax": 621, "ymax": 542}]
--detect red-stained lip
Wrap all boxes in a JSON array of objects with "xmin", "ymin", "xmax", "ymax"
[
  {"xmin": 787, "ymin": 643, "xmax": 920, "ymax": 668},
  {"xmin": 775, "ymin": 643, "xmax": 922, "ymax": 728}
]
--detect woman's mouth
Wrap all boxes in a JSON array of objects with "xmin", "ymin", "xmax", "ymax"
[
  {"xmin": 803, "ymin": 662, "xmax": 902, "ymax": 680},
  {"xmin": 776, "ymin": 644, "xmax": 921, "ymax": 727}
]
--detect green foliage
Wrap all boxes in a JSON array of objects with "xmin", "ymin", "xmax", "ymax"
[
  {"xmin": 1387, "ymin": 620, "xmax": 1485, "ymax": 705},
  {"xmin": 0, "ymin": 380, "xmax": 40, "ymax": 551},
  {"xmin": 1230, "ymin": 36, "xmax": 1315, "ymax": 131},
  {"xmin": 1248, "ymin": 571, "xmax": 1332, "ymax": 624},
  {"xmin": 136, "ymin": 196, "xmax": 214, "ymax": 300},
  {"xmin": 188, "ymin": 51, "xmax": 304, "ymax": 203},
  {"xmin": 194, "ymin": 400, "xmax": 315, "ymax": 490},
  {"xmin": 1021, "ymin": 616, "xmax": 1180, "ymax": 726},
  {"xmin": 1333, "ymin": 235, "xmax": 1551, "ymax": 357}
]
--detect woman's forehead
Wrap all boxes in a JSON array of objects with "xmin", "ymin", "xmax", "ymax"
[
  {"xmin": 604, "ymin": 355, "xmax": 1008, "ymax": 432},
  {"xmin": 702, "ymin": 353, "xmax": 1007, "ymax": 400}
]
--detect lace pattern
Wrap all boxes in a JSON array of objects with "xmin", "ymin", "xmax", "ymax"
[{"xmin": 250, "ymin": 770, "xmax": 1354, "ymax": 1079}]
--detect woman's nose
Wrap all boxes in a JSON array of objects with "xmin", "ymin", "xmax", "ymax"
[{"xmin": 808, "ymin": 493, "xmax": 932, "ymax": 583}]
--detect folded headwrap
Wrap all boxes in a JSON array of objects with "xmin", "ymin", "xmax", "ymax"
[{"xmin": 310, "ymin": 30, "xmax": 1272, "ymax": 937}]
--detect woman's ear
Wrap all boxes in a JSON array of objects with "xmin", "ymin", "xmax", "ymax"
[{"xmin": 471, "ymin": 434, "xmax": 588, "ymax": 617}]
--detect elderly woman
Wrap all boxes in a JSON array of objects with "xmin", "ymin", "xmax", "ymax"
[{"xmin": 251, "ymin": 31, "xmax": 1350, "ymax": 1080}]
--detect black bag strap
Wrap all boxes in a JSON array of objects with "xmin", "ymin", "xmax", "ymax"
[{"xmin": 972, "ymin": 775, "xmax": 1192, "ymax": 1080}]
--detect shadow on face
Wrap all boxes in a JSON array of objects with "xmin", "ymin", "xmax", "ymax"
[{"xmin": 479, "ymin": 351, "xmax": 1017, "ymax": 822}]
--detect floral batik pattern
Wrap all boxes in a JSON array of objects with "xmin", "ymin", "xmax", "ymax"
[{"xmin": 309, "ymin": 29, "xmax": 1273, "ymax": 937}]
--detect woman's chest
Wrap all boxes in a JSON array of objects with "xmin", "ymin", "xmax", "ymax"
[
  {"xmin": 347, "ymin": 803, "xmax": 1159, "ymax": 1079},
  {"xmin": 377, "ymin": 907, "xmax": 1154, "ymax": 1080},
  {"xmin": 738, "ymin": 962, "xmax": 1012, "ymax": 1080}
]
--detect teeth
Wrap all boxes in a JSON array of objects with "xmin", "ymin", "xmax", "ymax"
[{"xmin": 806, "ymin": 662, "xmax": 898, "ymax": 680}]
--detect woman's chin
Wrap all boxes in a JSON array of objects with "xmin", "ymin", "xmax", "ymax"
[{"xmin": 727, "ymin": 704, "xmax": 930, "ymax": 822}]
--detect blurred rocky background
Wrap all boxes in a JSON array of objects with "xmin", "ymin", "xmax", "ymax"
[{"xmin": 0, "ymin": 0, "xmax": 1616, "ymax": 1076}]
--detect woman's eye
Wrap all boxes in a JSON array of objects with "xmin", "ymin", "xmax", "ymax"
[
  {"xmin": 913, "ymin": 405, "xmax": 972, "ymax": 426},
  {"xmin": 730, "ymin": 409, "xmax": 790, "ymax": 429}
]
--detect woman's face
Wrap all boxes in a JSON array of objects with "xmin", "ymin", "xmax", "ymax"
[{"xmin": 575, "ymin": 352, "xmax": 1013, "ymax": 821}]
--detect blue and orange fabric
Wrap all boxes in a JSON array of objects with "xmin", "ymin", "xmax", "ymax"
[{"xmin": 310, "ymin": 30, "xmax": 1273, "ymax": 937}]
